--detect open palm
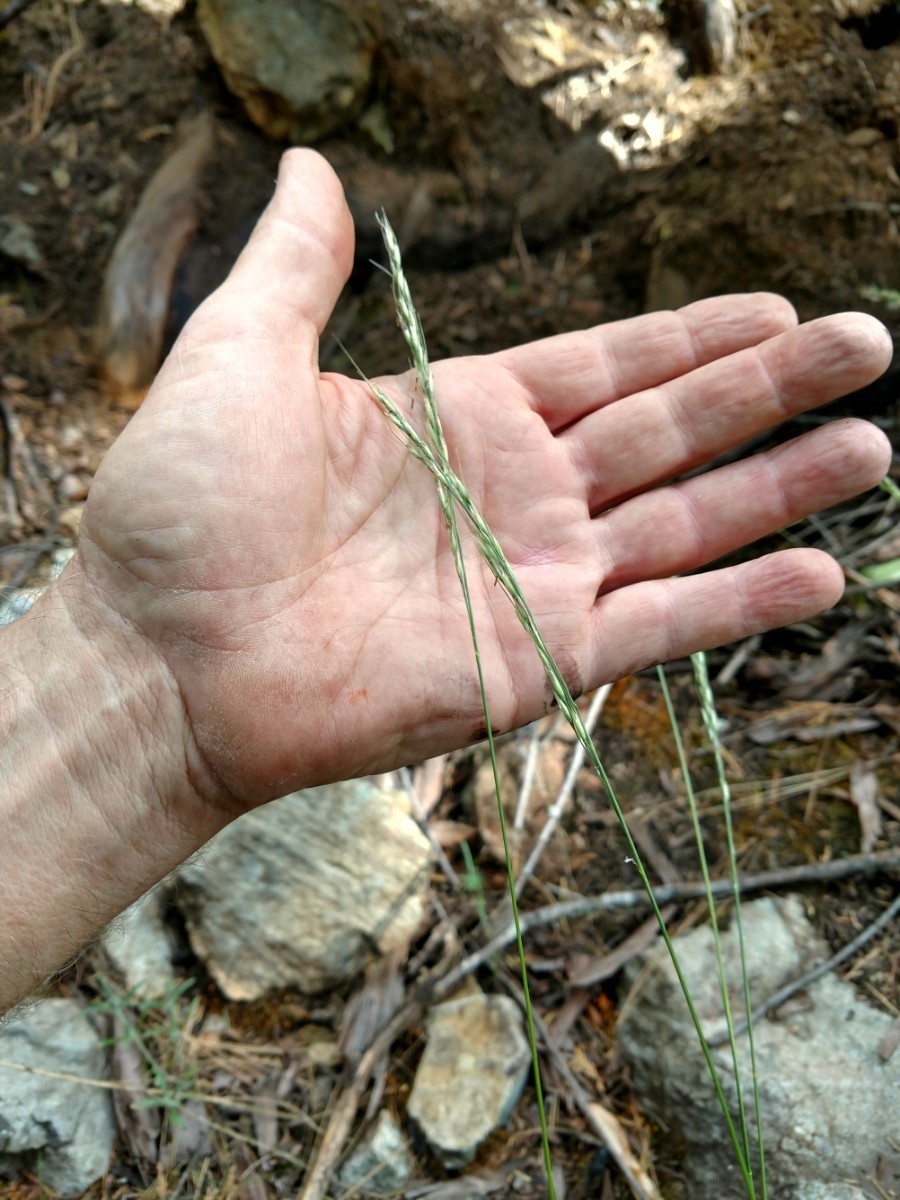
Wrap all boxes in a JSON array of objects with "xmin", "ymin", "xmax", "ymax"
[{"xmin": 76, "ymin": 151, "xmax": 891, "ymax": 808}]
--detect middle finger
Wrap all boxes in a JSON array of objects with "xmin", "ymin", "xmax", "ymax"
[{"xmin": 563, "ymin": 312, "xmax": 891, "ymax": 513}]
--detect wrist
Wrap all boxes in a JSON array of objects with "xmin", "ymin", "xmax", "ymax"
[{"xmin": 0, "ymin": 555, "xmax": 230, "ymax": 1010}]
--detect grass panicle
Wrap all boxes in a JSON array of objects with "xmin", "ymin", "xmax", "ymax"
[
  {"xmin": 375, "ymin": 211, "xmax": 556, "ymax": 1199},
  {"xmin": 370, "ymin": 212, "xmax": 768, "ymax": 1199}
]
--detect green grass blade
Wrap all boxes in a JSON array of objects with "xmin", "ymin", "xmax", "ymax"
[
  {"xmin": 657, "ymin": 667, "xmax": 757, "ymax": 1195},
  {"xmin": 692, "ymin": 652, "xmax": 767, "ymax": 1200},
  {"xmin": 368, "ymin": 373, "xmax": 763, "ymax": 1192}
]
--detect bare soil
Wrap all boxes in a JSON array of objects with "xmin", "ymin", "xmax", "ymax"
[{"xmin": 1, "ymin": 1, "xmax": 899, "ymax": 1197}]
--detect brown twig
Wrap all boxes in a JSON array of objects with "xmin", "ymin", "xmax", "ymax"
[
  {"xmin": 708, "ymin": 888, "xmax": 900, "ymax": 1046},
  {"xmin": 435, "ymin": 848, "xmax": 900, "ymax": 999}
]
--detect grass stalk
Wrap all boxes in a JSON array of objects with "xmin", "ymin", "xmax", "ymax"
[
  {"xmin": 375, "ymin": 212, "xmax": 556, "ymax": 1198},
  {"xmin": 691, "ymin": 652, "xmax": 768, "ymax": 1200},
  {"xmin": 369, "ymin": 213, "xmax": 765, "ymax": 1198},
  {"xmin": 657, "ymin": 666, "xmax": 760, "ymax": 1196}
]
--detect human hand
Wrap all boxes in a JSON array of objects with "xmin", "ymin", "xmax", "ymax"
[{"xmin": 72, "ymin": 150, "xmax": 892, "ymax": 809}]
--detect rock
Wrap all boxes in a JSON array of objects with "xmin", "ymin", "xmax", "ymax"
[
  {"xmin": 0, "ymin": 549, "xmax": 75, "ymax": 628},
  {"xmin": 197, "ymin": 0, "xmax": 377, "ymax": 143},
  {"xmin": 407, "ymin": 992, "xmax": 531, "ymax": 1169},
  {"xmin": 0, "ymin": 588, "xmax": 41, "ymax": 628},
  {"xmin": 0, "ymin": 999, "xmax": 116, "ymax": 1195},
  {"xmin": 780, "ymin": 1186, "xmax": 868, "ymax": 1200},
  {"xmin": 101, "ymin": 886, "xmax": 178, "ymax": 1000},
  {"xmin": 617, "ymin": 896, "xmax": 900, "ymax": 1200},
  {"xmin": 337, "ymin": 1110, "xmax": 413, "ymax": 1193},
  {"xmin": 0, "ymin": 214, "xmax": 44, "ymax": 270},
  {"xmin": 175, "ymin": 781, "xmax": 432, "ymax": 1000}
]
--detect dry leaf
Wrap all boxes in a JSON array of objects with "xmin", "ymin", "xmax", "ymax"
[
  {"xmin": 252, "ymin": 1071, "xmax": 281, "ymax": 1158},
  {"xmin": 587, "ymin": 1103, "xmax": 663, "ymax": 1200},
  {"xmin": 406, "ymin": 1171, "xmax": 508, "ymax": 1198},
  {"xmin": 429, "ymin": 818, "xmax": 477, "ymax": 848},
  {"xmin": 568, "ymin": 907, "xmax": 676, "ymax": 989},
  {"xmin": 877, "ymin": 1014, "xmax": 900, "ymax": 1062},
  {"xmin": 849, "ymin": 759, "xmax": 883, "ymax": 854},
  {"xmin": 163, "ymin": 1097, "xmax": 212, "ymax": 1165}
]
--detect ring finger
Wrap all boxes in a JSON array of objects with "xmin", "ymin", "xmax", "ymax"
[{"xmin": 593, "ymin": 418, "xmax": 891, "ymax": 592}]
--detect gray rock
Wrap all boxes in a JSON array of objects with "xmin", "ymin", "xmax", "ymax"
[
  {"xmin": 0, "ymin": 588, "xmax": 41, "ymax": 628},
  {"xmin": 407, "ymin": 992, "xmax": 531, "ymax": 1169},
  {"xmin": 0, "ymin": 999, "xmax": 116, "ymax": 1196},
  {"xmin": 779, "ymin": 1185, "xmax": 868, "ymax": 1200},
  {"xmin": 0, "ymin": 549, "xmax": 75, "ymax": 628},
  {"xmin": 338, "ymin": 1109, "xmax": 412, "ymax": 1194},
  {"xmin": 0, "ymin": 214, "xmax": 44, "ymax": 270},
  {"xmin": 101, "ymin": 887, "xmax": 178, "ymax": 1000},
  {"xmin": 618, "ymin": 896, "xmax": 900, "ymax": 1200},
  {"xmin": 175, "ymin": 781, "xmax": 432, "ymax": 1000},
  {"xmin": 197, "ymin": 0, "xmax": 377, "ymax": 143}
]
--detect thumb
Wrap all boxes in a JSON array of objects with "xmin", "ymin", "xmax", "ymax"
[{"xmin": 216, "ymin": 148, "xmax": 355, "ymax": 340}]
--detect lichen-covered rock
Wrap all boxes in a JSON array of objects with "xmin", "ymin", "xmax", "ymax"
[
  {"xmin": 175, "ymin": 781, "xmax": 432, "ymax": 1000},
  {"xmin": 618, "ymin": 896, "xmax": 900, "ymax": 1199},
  {"xmin": 780, "ymin": 1185, "xmax": 869, "ymax": 1200},
  {"xmin": 407, "ymin": 992, "xmax": 531, "ymax": 1169},
  {"xmin": 101, "ymin": 886, "xmax": 178, "ymax": 1000},
  {"xmin": 338, "ymin": 1110, "xmax": 412, "ymax": 1193},
  {"xmin": 197, "ymin": 0, "xmax": 378, "ymax": 143},
  {"xmin": 0, "ymin": 1000, "xmax": 116, "ymax": 1196}
]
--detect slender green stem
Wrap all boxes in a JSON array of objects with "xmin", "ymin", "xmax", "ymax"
[
  {"xmin": 367, "ymin": 374, "xmax": 760, "ymax": 1184},
  {"xmin": 375, "ymin": 213, "xmax": 556, "ymax": 1198},
  {"xmin": 692, "ymin": 652, "xmax": 767, "ymax": 1200},
  {"xmin": 367, "ymin": 213, "xmax": 769, "ymax": 1195},
  {"xmin": 657, "ymin": 667, "xmax": 757, "ymax": 1196}
]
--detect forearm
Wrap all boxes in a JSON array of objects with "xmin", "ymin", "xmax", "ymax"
[{"xmin": 0, "ymin": 560, "xmax": 229, "ymax": 1012}]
